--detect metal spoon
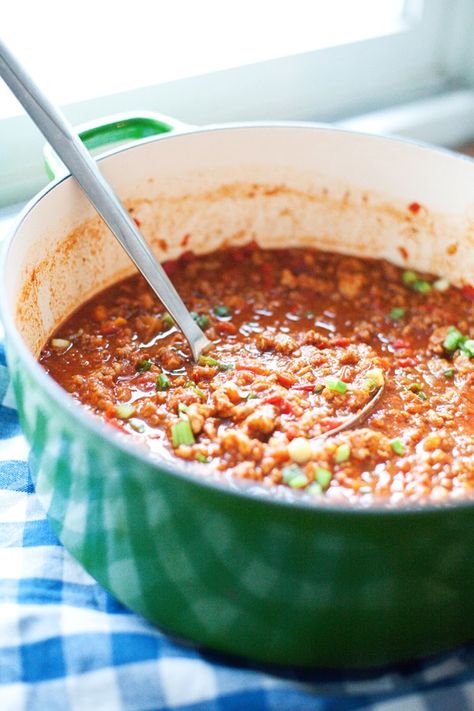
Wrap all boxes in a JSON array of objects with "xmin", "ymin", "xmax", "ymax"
[
  {"xmin": 317, "ymin": 383, "xmax": 385, "ymax": 439},
  {"xmin": 0, "ymin": 38, "xmax": 210, "ymax": 362}
]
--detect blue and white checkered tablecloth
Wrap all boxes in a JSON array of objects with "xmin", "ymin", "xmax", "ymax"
[{"xmin": 2, "ymin": 341, "xmax": 474, "ymax": 711}]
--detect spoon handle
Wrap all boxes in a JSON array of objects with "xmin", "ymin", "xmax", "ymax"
[{"xmin": 0, "ymin": 38, "xmax": 210, "ymax": 362}]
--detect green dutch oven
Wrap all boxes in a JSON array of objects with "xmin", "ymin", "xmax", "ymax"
[{"xmin": 2, "ymin": 112, "xmax": 474, "ymax": 669}]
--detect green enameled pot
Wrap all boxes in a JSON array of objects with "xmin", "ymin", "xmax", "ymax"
[{"xmin": 2, "ymin": 113, "xmax": 474, "ymax": 669}]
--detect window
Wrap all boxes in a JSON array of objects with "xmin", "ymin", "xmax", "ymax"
[{"xmin": 1, "ymin": 0, "xmax": 473, "ymax": 206}]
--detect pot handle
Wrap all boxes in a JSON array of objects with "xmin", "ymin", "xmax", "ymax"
[{"xmin": 43, "ymin": 111, "xmax": 189, "ymax": 180}]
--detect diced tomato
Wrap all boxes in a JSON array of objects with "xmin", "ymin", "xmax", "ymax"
[
  {"xmin": 276, "ymin": 372, "xmax": 297, "ymax": 387},
  {"xmin": 217, "ymin": 321, "xmax": 237, "ymax": 335},
  {"xmin": 263, "ymin": 395, "xmax": 294, "ymax": 414},
  {"xmin": 462, "ymin": 285, "xmax": 474, "ymax": 301},
  {"xmin": 162, "ymin": 259, "xmax": 178, "ymax": 276},
  {"xmin": 392, "ymin": 338, "xmax": 411, "ymax": 350},
  {"xmin": 408, "ymin": 202, "xmax": 421, "ymax": 214}
]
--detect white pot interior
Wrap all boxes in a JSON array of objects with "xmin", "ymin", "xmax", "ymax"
[{"xmin": 5, "ymin": 124, "xmax": 474, "ymax": 357}]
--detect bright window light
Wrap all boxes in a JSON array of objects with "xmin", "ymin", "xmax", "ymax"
[{"xmin": 0, "ymin": 0, "xmax": 406, "ymax": 119}]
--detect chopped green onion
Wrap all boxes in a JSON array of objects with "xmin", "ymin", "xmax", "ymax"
[
  {"xmin": 402, "ymin": 270, "xmax": 418, "ymax": 285},
  {"xmin": 313, "ymin": 384, "xmax": 324, "ymax": 393},
  {"xmin": 402, "ymin": 270, "xmax": 432, "ymax": 294},
  {"xmin": 195, "ymin": 453, "xmax": 209, "ymax": 463},
  {"xmin": 412, "ymin": 279, "xmax": 432, "ymax": 294},
  {"xmin": 307, "ymin": 482, "xmax": 322, "ymax": 496},
  {"xmin": 305, "ymin": 311, "xmax": 315, "ymax": 318},
  {"xmin": 325, "ymin": 376, "xmax": 348, "ymax": 394},
  {"xmin": 389, "ymin": 307, "xmax": 406, "ymax": 320},
  {"xmin": 288, "ymin": 473, "xmax": 309, "ymax": 489},
  {"xmin": 51, "ymin": 338, "xmax": 71, "ymax": 349},
  {"xmin": 178, "ymin": 403, "xmax": 189, "ymax": 416},
  {"xmin": 390, "ymin": 438, "xmax": 405, "ymax": 455},
  {"xmin": 335, "ymin": 443, "xmax": 351, "ymax": 463},
  {"xmin": 314, "ymin": 467, "xmax": 332, "ymax": 490},
  {"xmin": 460, "ymin": 339, "xmax": 474, "ymax": 357},
  {"xmin": 185, "ymin": 380, "xmax": 206, "ymax": 399},
  {"xmin": 191, "ymin": 312, "xmax": 210, "ymax": 330},
  {"xmin": 129, "ymin": 418, "xmax": 145, "ymax": 433},
  {"xmin": 162, "ymin": 312, "xmax": 174, "ymax": 328},
  {"xmin": 443, "ymin": 368, "xmax": 455, "ymax": 378},
  {"xmin": 156, "ymin": 373, "xmax": 170, "ymax": 390},
  {"xmin": 115, "ymin": 403, "xmax": 136, "ymax": 420},
  {"xmin": 136, "ymin": 358, "xmax": 152, "ymax": 372},
  {"xmin": 443, "ymin": 326, "xmax": 464, "ymax": 352},
  {"xmin": 407, "ymin": 383, "xmax": 428, "ymax": 400},
  {"xmin": 198, "ymin": 355, "xmax": 233, "ymax": 371},
  {"xmin": 247, "ymin": 392, "xmax": 258, "ymax": 400},
  {"xmin": 282, "ymin": 464, "xmax": 308, "ymax": 489},
  {"xmin": 213, "ymin": 305, "xmax": 231, "ymax": 318},
  {"xmin": 171, "ymin": 420, "xmax": 195, "ymax": 447}
]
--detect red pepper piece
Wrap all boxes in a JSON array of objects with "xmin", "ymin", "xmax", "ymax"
[
  {"xmin": 292, "ymin": 383, "xmax": 317, "ymax": 392},
  {"xmin": 408, "ymin": 202, "xmax": 421, "ymax": 214},
  {"xmin": 462, "ymin": 285, "xmax": 474, "ymax": 301},
  {"xmin": 263, "ymin": 395, "xmax": 294, "ymax": 414},
  {"xmin": 276, "ymin": 372, "xmax": 297, "ymax": 387}
]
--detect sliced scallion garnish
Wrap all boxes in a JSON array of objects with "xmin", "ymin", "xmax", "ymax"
[
  {"xmin": 325, "ymin": 376, "xmax": 348, "ymax": 394},
  {"xmin": 171, "ymin": 420, "xmax": 195, "ymax": 447},
  {"xmin": 198, "ymin": 355, "xmax": 233, "ymax": 371},
  {"xmin": 282, "ymin": 463, "xmax": 308, "ymax": 489},
  {"xmin": 136, "ymin": 359, "xmax": 152, "ymax": 372},
  {"xmin": 460, "ymin": 339, "xmax": 474, "ymax": 357},
  {"xmin": 443, "ymin": 326, "xmax": 464, "ymax": 352},
  {"xmin": 191, "ymin": 312, "xmax": 210, "ymax": 329},
  {"xmin": 213, "ymin": 304, "xmax": 231, "ymax": 318},
  {"xmin": 389, "ymin": 307, "xmax": 406, "ymax": 320},
  {"xmin": 156, "ymin": 373, "xmax": 170, "ymax": 391},
  {"xmin": 390, "ymin": 438, "xmax": 405, "ymax": 455},
  {"xmin": 162, "ymin": 312, "xmax": 174, "ymax": 328},
  {"xmin": 314, "ymin": 467, "xmax": 332, "ymax": 490},
  {"xmin": 334, "ymin": 443, "xmax": 351, "ymax": 463},
  {"xmin": 402, "ymin": 270, "xmax": 417, "ymax": 285}
]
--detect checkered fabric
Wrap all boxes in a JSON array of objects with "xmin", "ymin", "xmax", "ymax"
[{"xmin": 1, "ymin": 342, "xmax": 474, "ymax": 710}]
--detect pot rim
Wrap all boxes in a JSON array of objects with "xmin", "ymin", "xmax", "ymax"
[{"xmin": 2, "ymin": 119, "xmax": 474, "ymax": 516}]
